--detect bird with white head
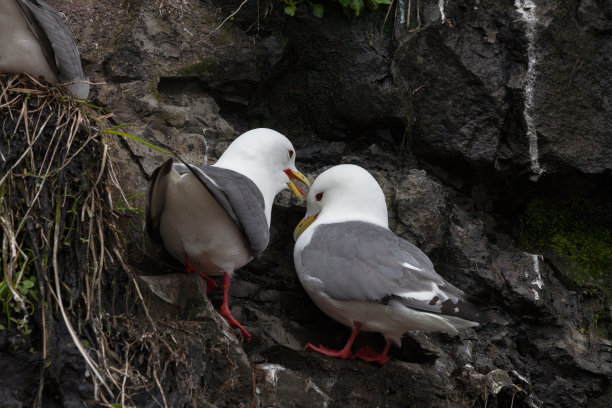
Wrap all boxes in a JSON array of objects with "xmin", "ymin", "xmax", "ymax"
[
  {"xmin": 147, "ymin": 128, "xmax": 310, "ymax": 339},
  {"xmin": 293, "ymin": 164, "xmax": 505, "ymax": 364}
]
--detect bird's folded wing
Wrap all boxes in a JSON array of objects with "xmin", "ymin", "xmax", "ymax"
[
  {"xmin": 298, "ymin": 221, "xmax": 493, "ymax": 323},
  {"xmin": 146, "ymin": 158, "xmax": 174, "ymax": 244},
  {"xmin": 15, "ymin": 0, "xmax": 86, "ymax": 86},
  {"xmin": 178, "ymin": 163, "xmax": 270, "ymax": 257}
]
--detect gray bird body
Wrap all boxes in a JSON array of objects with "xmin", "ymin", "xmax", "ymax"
[
  {"xmin": 0, "ymin": 0, "xmax": 89, "ymax": 98},
  {"xmin": 146, "ymin": 128, "xmax": 309, "ymax": 339},
  {"xmin": 147, "ymin": 159, "xmax": 269, "ymax": 277},
  {"xmin": 294, "ymin": 221, "xmax": 500, "ymax": 344}
]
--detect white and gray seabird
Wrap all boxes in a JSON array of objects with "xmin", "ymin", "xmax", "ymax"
[
  {"xmin": 293, "ymin": 164, "xmax": 504, "ymax": 364},
  {"xmin": 147, "ymin": 128, "xmax": 310, "ymax": 339},
  {"xmin": 0, "ymin": 0, "xmax": 89, "ymax": 98}
]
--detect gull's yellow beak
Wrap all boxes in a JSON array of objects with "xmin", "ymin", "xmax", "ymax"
[
  {"xmin": 284, "ymin": 169, "xmax": 310, "ymax": 200},
  {"xmin": 293, "ymin": 214, "xmax": 318, "ymax": 241}
]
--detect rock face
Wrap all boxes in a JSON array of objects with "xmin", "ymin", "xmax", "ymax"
[{"xmin": 4, "ymin": 0, "xmax": 609, "ymax": 407}]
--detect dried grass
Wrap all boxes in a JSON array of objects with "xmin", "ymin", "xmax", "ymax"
[{"xmin": 0, "ymin": 74, "xmax": 178, "ymax": 407}]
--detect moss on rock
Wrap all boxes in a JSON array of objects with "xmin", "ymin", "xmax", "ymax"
[
  {"xmin": 520, "ymin": 196, "xmax": 612, "ymax": 287},
  {"xmin": 176, "ymin": 57, "xmax": 220, "ymax": 78}
]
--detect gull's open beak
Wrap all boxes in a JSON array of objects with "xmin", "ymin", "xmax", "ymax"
[
  {"xmin": 293, "ymin": 214, "xmax": 318, "ymax": 241},
  {"xmin": 284, "ymin": 169, "xmax": 310, "ymax": 200}
]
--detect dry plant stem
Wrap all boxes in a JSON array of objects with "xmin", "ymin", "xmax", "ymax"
[
  {"xmin": 0, "ymin": 211, "xmax": 29, "ymax": 320},
  {"xmin": 114, "ymin": 247, "xmax": 158, "ymax": 329},
  {"xmin": 0, "ymin": 123, "xmax": 41, "ymax": 186},
  {"xmin": 121, "ymin": 344, "xmax": 130, "ymax": 408},
  {"xmin": 20, "ymin": 94, "xmax": 34, "ymax": 165},
  {"xmin": 52, "ymin": 194, "xmax": 114, "ymax": 399},
  {"xmin": 208, "ymin": 0, "xmax": 249, "ymax": 38},
  {"xmin": 89, "ymin": 142, "xmax": 109, "ymax": 201},
  {"xmin": 154, "ymin": 366, "xmax": 169, "ymax": 408},
  {"xmin": 413, "ymin": 0, "xmax": 422, "ymax": 31},
  {"xmin": 2, "ymin": 74, "xmax": 193, "ymax": 405},
  {"xmin": 381, "ymin": 0, "xmax": 395, "ymax": 33},
  {"xmin": 406, "ymin": 0, "xmax": 411, "ymax": 28}
]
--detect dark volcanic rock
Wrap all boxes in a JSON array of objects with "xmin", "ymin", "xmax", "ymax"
[
  {"xmin": 535, "ymin": 0, "xmax": 612, "ymax": 174},
  {"xmin": 5, "ymin": 1, "xmax": 607, "ymax": 407},
  {"xmin": 393, "ymin": 169, "xmax": 450, "ymax": 252}
]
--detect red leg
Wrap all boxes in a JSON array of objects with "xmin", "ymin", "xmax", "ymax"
[
  {"xmin": 183, "ymin": 254, "xmax": 216, "ymax": 293},
  {"xmin": 219, "ymin": 272, "xmax": 251, "ymax": 340},
  {"xmin": 305, "ymin": 322, "xmax": 362, "ymax": 359},
  {"xmin": 353, "ymin": 338, "xmax": 392, "ymax": 365}
]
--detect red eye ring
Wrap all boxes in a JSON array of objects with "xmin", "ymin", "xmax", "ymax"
[
  {"xmin": 315, "ymin": 192, "xmax": 324, "ymax": 201},
  {"xmin": 288, "ymin": 150, "xmax": 294, "ymax": 159}
]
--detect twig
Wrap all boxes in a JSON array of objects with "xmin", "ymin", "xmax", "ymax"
[
  {"xmin": 207, "ymin": 0, "xmax": 249, "ymax": 39},
  {"xmin": 568, "ymin": 59, "xmax": 583, "ymax": 87},
  {"xmin": 407, "ymin": 0, "xmax": 411, "ymax": 28},
  {"xmin": 121, "ymin": 344, "xmax": 130, "ymax": 408},
  {"xmin": 52, "ymin": 194, "xmax": 113, "ymax": 398},
  {"xmin": 0, "ymin": 214, "xmax": 29, "ymax": 320},
  {"xmin": 153, "ymin": 364, "xmax": 169, "ymax": 408},
  {"xmin": 381, "ymin": 0, "xmax": 395, "ymax": 34}
]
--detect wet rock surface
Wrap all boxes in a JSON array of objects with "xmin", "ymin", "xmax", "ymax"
[{"xmin": 2, "ymin": 0, "xmax": 610, "ymax": 407}]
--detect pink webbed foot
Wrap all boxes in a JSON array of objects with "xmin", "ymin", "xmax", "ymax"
[
  {"xmin": 305, "ymin": 343, "xmax": 352, "ymax": 359},
  {"xmin": 183, "ymin": 254, "xmax": 216, "ymax": 293},
  {"xmin": 353, "ymin": 340, "xmax": 392, "ymax": 365},
  {"xmin": 220, "ymin": 305, "xmax": 252, "ymax": 340},
  {"xmin": 304, "ymin": 321, "xmax": 362, "ymax": 360},
  {"xmin": 220, "ymin": 272, "xmax": 251, "ymax": 340}
]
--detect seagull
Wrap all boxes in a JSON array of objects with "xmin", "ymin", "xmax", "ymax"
[
  {"xmin": 293, "ymin": 164, "xmax": 504, "ymax": 364},
  {"xmin": 0, "ymin": 0, "xmax": 89, "ymax": 98},
  {"xmin": 147, "ymin": 128, "xmax": 310, "ymax": 339}
]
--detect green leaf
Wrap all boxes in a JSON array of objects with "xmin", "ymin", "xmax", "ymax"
[
  {"xmin": 106, "ymin": 123, "xmax": 133, "ymax": 131},
  {"xmin": 312, "ymin": 3, "xmax": 324, "ymax": 18},
  {"xmin": 367, "ymin": 0, "xmax": 392, "ymax": 9},
  {"xmin": 352, "ymin": 0, "xmax": 366, "ymax": 15},
  {"xmin": 102, "ymin": 130, "xmax": 172, "ymax": 154},
  {"xmin": 337, "ymin": 0, "xmax": 365, "ymax": 15},
  {"xmin": 22, "ymin": 280, "xmax": 35, "ymax": 290},
  {"xmin": 0, "ymin": 324, "xmax": 5, "ymax": 330},
  {"xmin": 284, "ymin": 5, "xmax": 296, "ymax": 16}
]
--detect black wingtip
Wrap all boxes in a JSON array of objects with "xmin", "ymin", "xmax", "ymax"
[{"xmin": 439, "ymin": 297, "xmax": 509, "ymax": 326}]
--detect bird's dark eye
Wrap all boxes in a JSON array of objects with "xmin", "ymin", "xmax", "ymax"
[
  {"xmin": 315, "ymin": 192, "xmax": 324, "ymax": 201},
  {"xmin": 288, "ymin": 150, "xmax": 294, "ymax": 159}
]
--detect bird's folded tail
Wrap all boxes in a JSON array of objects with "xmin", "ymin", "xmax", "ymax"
[{"xmin": 387, "ymin": 293, "xmax": 508, "ymax": 326}]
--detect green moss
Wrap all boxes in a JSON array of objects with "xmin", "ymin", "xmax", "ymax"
[
  {"xmin": 147, "ymin": 75, "xmax": 161, "ymax": 101},
  {"xmin": 176, "ymin": 57, "xmax": 219, "ymax": 78},
  {"xmin": 520, "ymin": 196, "xmax": 612, "ymax": 287}
]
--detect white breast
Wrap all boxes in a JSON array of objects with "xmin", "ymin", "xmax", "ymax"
[{"xmin": 159, "ymin": 171, "xmax": 252, "ymax": 276}]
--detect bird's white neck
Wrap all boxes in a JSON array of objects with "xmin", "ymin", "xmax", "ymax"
[{"xmin": 315, "ymin": 210, "xmax": 388, "ymax": 229}]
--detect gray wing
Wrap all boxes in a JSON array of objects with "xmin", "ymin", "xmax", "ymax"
[
  {"xmin": 298, "ymin": 222, "xmax": 496, "ymax": 323},
  {"xmin": 175, "ymin": 162, "xmax": 270, "ymax": 257},
  {"xmin": 16, "ymin": 0, "xmax": 88, "ymax": 98}
]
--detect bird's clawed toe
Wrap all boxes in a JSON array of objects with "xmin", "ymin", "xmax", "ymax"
[
  {"xmin": 353, "ymin": 346, "xmax": 390, "ymax": 365},
  {"xmin": 220, "ymin": 305, "xmax": 252, "ymax": 339},
  {"xmin": 305, "ymin": 343, "xmax": 352, "ymax": 359}
]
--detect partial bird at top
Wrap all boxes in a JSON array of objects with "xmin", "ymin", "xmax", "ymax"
[
  {"xmin": 147, "ymin": 128, "xmax": 310, "ymax": 339},
  {"xmin": 293, "ymin": 164, "xmax": 506, "ymax": 364},
  {"xmin": 0, "ymin": 0, "xmax": 89, "ymax": 98}
]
